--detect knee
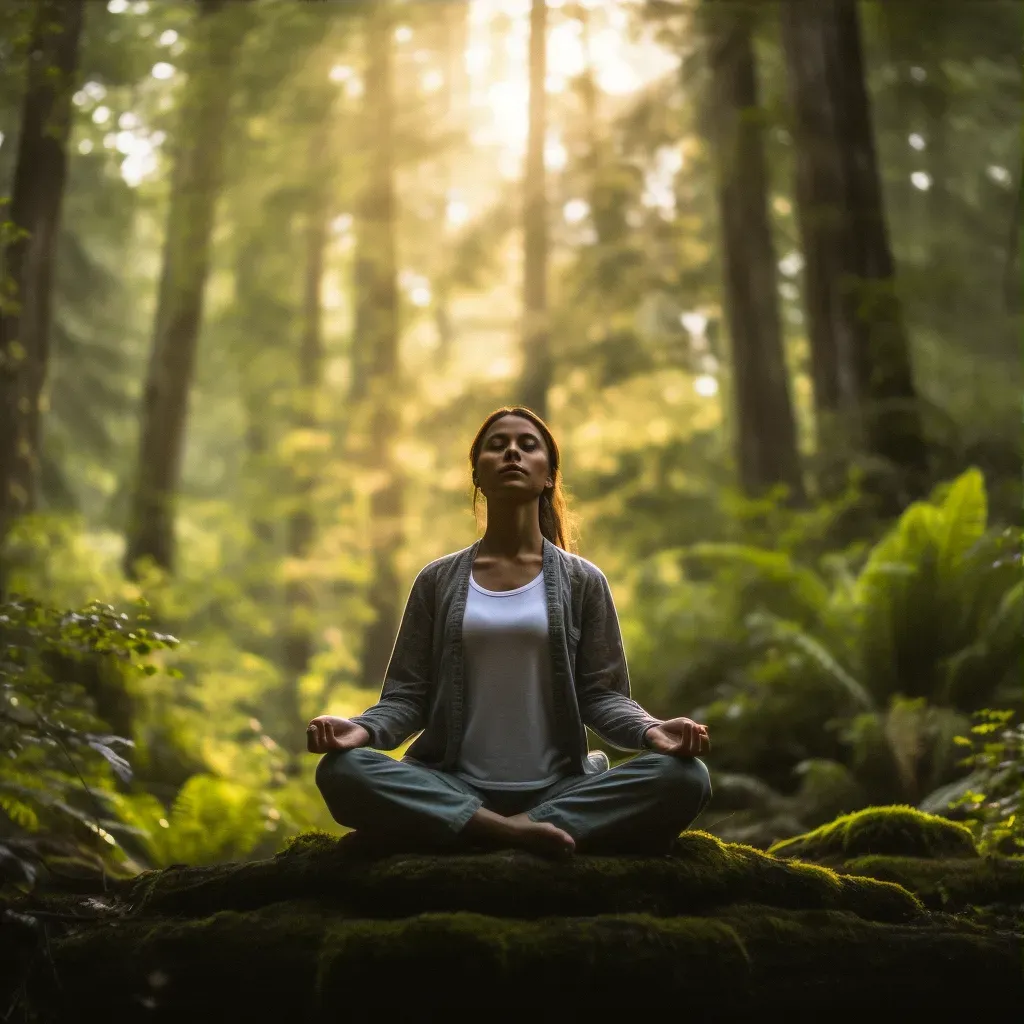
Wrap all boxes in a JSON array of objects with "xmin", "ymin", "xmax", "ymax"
[
  {"xmin": 315, "ymin": 746, "xmax": 377, "ymax": 795},
  {"xmin": 651, "ymin": 753, "xmax": 712, "ymax": 810}
]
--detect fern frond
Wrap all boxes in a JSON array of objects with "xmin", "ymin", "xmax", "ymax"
[
  {"xmin": 686, "ymin": 542, "xmax": 831, "ymax": 618},
  {"xmin": 0, "ymin": 793, "xmax": 40, "ymax": 831},
  {"xmin": 747, "ymin": 611, "xmax": 875, "ymax": 711},
  {"xmin": 935, "ymin": 468, "xmax": 988, "ymax": 584}
]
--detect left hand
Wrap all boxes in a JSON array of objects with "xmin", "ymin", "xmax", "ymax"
[{"xmin": 644, "ymin": 717, "xmax": 710, "ymax": 759}]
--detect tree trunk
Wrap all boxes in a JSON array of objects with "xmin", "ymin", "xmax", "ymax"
[
  {"xmin": 780, "ymin": 0, "xmax": 927, "ymax": 500},
  {"xmin": 705, "ymin": 3, "xmax": 805, "ymax": 502},
  {"xmin": 233, "ymin": 237, "xmax": 277, "ymax": 554},
  {"xmin": 519, "ymin": 0, "xmax": 550, "ymax": 419},
  {"xmin": 354, "ymin": 5, "xmax": 404, "ymax": 692},
  {"xmin": 433, "ymin": 0, "xmax": 469, "ymax": 369},
  {"xmin": 281, "ymin": 128, "xmax": 331, "ymax": 739},
  {"xmin": 0, "ymin": 0, "xmax": 84, "ymax": 559},
  {"xmin": 123, "ymin": 0, "xmax": 247, "ymax": 576},
  {"xmin": 1006, "ymin": 170, "xmax": 1021, "ymax": 314}
]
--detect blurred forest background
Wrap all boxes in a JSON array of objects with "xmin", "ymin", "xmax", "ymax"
[{"xmin": 0, "ymin": 0, "xmax": 1021, "ymax": 885}]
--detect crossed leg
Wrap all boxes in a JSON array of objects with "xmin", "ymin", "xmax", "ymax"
[{"xmin": 315, "ymin": 747, "xmax": 712, "ymax": 856}]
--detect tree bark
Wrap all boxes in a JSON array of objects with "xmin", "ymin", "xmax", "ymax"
[
  {"xmin": 123, "ymin": 0, "xmax": 247, "ymax": 576},
  {"xmin": 432, "ymin": 0, "xmax": 469, "ymax": 369},
  {"xmin": 519, "ymin": 0, "xmax": 551, "ymax": 419},
  {"xmin": 282, "ymin": 127, "xmax": 331, "ymax": 732},
  {"xmin": 354, "ymin": 5, "xmax": 404, "ymax": 692},
  {"xmin": 705, "ymin": 3, "xmax": 804, "ymax": 502},
  {"xmin": 780, "ymin": 0, "xmax": 927, "ymax": 499},
  {"xmin": 0, "ymin": 0, "xmax": 84, "ymax": 558},
  {"xmin": 1006, "ymin": 170, "xmax": 1021, "ymax": 314}
]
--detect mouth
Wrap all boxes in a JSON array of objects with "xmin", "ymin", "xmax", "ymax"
[{"xmin": 499, "ymin": 465, "xmax": 527, "ymax": 475}]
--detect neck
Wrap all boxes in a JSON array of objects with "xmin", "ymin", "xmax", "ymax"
[{"xmin": 479, "ymin": 501, "xmax": 545, "ymax": 558}]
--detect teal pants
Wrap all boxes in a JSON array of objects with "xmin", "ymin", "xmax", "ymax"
[{"xmin": 315, "ymin": 748, "xmax": 712, "ymax": 854}]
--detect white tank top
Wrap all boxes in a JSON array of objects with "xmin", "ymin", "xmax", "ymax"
[{"xmin": 454, "ymin": 569, "xmax": 570, "ymax": 789}]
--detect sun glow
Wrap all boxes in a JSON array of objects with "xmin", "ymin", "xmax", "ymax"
[{"xmin": 464, "ymin": 0, "xmax": 678, "ymax": 168}]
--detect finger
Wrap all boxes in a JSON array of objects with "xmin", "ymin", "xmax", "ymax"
[
  {"xmin": 315, "ymin": 721, "xmax": 329, "ymax": 752},
  {"xmin": 682, "ymin": 721, "xmax": 695, "ymax": 751},
  {"xmin": 306, "ymin": 724, "xmax": 318, "ymax": 752}
]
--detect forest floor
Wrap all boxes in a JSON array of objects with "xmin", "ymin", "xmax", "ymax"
[{"xmin": 2, "ymin": 807, "xmax": 1022, "ymax": 1020}]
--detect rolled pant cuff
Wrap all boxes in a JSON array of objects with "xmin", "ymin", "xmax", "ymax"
[{"xmin": 449, "ymin": 794, "xmax": 484, "ymax": 833}]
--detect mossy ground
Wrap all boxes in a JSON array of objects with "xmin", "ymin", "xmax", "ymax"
[
  {"xmin": 767, "ymin": 804, "xmax": 978, "ymax": 863},
  {"xmin": 5, "ymin": 805, "xmax": 1022, "ymax": 1022}
]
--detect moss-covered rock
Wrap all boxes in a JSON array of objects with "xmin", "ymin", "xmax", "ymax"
[
  {"xmin": 32, "ymin": 903, "xmax": 1021, "ymax": 1019},
  {"xmin": 5, "ymin": 809, "xmax": 1023, "ymax": 1022},
  {"xmin": 121, "ymin": 830, "xmax": 920, "ymax": 924},
  {"xmin": 839, "ymin": 853, "xmax": 1024, "ymax": 912},
  {"xmin": 767, "ymin": 805, "xmax": 978, "ymax": 863}
]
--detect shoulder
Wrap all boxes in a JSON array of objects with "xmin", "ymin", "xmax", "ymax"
[
  {"xmin": 549, "ymin": 544, "xmax": 610, "ymax": 591},
  {"xmin": 410, "ymin": 543, "xmax": 476, "ymax": 591}
]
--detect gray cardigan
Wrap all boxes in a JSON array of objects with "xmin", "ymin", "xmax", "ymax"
[{"xmin": 351, "ymin": 536, "xmax": 662, "ymax": 775}]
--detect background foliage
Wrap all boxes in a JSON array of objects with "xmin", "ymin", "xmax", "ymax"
[{"xmin": 0, "ymin": 0, "xmax": 1019, "ymax": 884}]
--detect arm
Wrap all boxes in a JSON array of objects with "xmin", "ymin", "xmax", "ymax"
[
  {"xmin": 349, "ymin": 567, "xmax": 434, "ymax": 750},
  {"xmin": 574, "ymin": 569, "xmax": 662, "ymax": 751}
]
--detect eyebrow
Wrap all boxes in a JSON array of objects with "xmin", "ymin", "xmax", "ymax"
[{"xmin": 485, "ymin": 431, "xmax": 540, "ymax": 441}]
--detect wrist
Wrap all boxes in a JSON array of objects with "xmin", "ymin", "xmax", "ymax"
[{"xmin": 641, "ymin": 724, "xmax": 662, "ymax": 749}]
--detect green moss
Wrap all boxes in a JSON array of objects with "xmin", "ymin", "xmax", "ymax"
[
  {"xmin": 768, "ymin": 805, "xmax": 978, "ymax": 863},
  {"xmin": 280, "ymin": 828, "xmax": 338, "ymax": 857},
  {"xmin": 37, "ymin": 901, "xmax": 328, "ymax": 1022},
  {"xmin": 126, "ymin": 828, "xmax": 920, "ymax": 925},
  {"xmin": 840, "ymin": 853, "xmax": 1024, "ymax": 912},
  {"xmin": 34, "ymin": 903, "xmax": 1022, "ymax": 1019}
]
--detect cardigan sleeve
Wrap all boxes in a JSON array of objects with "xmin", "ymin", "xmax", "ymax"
[
  {"xmin": 349, "ymin": 566, "xmax": 434, "ymax": 750},
  {"xmin": 574, "ymin": 567, "xmax": 662, "ymax": 751}
]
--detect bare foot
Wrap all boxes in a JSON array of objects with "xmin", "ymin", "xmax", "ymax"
[
  {"xmin": 504, "ymin": 813, "xmax": 576, "ymax": 859},
  {"xmin": 461, "ymin": 806, "xmax": 576, "ymax": 859}
]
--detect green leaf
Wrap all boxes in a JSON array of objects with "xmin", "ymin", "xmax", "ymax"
[{"xmin": 935, "ymin": 468, "xmax": 988, "ymax": 583}]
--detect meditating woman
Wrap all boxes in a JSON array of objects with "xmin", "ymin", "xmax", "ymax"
[{"xmin": 307, "ymin": 406, "xmax": 712, "ymax": 858}]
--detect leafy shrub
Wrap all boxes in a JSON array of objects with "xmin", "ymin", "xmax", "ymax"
[
  {"xmin": 950, "ymin": 709, "xmax": 1024, "ymax": 855},
  {"xmin": 662, "ymin": 469, "xmax": 1022, "ymax": 813},
  {"xmin": 0, "ymin": 596, "xmax": 177, "ymax": 888}
]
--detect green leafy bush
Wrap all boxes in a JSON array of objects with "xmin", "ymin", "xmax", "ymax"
[
  {"xmin": 659, "ymin": 469, "xmax": 1022, "ymax": 819},
  {"xmin": 0, "ymin": 596, "xmax": 177, "ymax": 887},
  {"xmin": 950, "ymin": 709, "xmax": 1024, "ymax": 855}
]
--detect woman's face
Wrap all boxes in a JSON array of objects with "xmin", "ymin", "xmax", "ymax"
[{"xmin": 475, "ymin": 414, "xmax": 554, "ymax": 501}]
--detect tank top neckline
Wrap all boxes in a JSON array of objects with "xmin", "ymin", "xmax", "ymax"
[{"xmin": 469, "ymin": 570, "xmax": 544, "ymax": 598}]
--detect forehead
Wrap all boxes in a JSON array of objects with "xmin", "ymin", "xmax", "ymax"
[{"xmin": 482, "ymin": 415, "xmax": 542, "ymax": 441}]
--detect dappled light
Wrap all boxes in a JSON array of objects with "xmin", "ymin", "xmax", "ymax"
[{"xmin": 0, "ymin": 0, "xmax": 1021, "ymax": 1014}]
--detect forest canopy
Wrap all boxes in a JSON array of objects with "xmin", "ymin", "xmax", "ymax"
[{"xmin": 0, "ymin": 0, "xmax": 1020, "ymax": 881}]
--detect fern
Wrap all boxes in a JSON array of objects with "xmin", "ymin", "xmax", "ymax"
[
  {"xmin": 934, "ymin": 468, "xmax": 988, "ymax": 585},
  {"xmin": 746, "ymin": 611, "xmax": 875, "ymax": 711},
  {"xmin": 0, "ymin": 792, "xmax": 40, "ymax": 831}
]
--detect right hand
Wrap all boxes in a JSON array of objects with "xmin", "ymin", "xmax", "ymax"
[{"xmin": 306, "ymin": 716, "xmax": 370, "ymax": 754}]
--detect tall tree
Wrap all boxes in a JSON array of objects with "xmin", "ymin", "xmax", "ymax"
[
  {"xmin": 780, "ymin": 0, "xmax": 927, "ymax": 500},
  {"xmin": 518, "ymin": 0, "xmax": 551, "ymax": 418},
  {"xmin": 123, "ymin": 0, "xmax": 248, "ymax": 576},
  {"xmin": 353, "ymin": 4, "xmax": 404, "ymax": 691},
  {"xmin": 281, "ymin": 110, "xmax": 333, "ymax": 742},
  {"xmin": 1006, "ymin": 171, "xmax": 1021, "ymax": 314},
  {"xmin": 705, "ymin": 2, "xmax": 804, "ymax": 502},
  {"xmin": 0, "ymin": 0, "xmax": 84, "ymax": 560},
  {"xmin": 432, "ymin": 0, "xmax": 470, "ymax": 369}
]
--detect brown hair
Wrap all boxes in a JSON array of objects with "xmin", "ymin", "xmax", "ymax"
[{"xmin": 469, "ymin": 406, "xmax": 580, "ymax": 554}]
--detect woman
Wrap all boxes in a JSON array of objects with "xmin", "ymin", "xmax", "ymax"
[{"xmin": 308, "ymin": 406, "xmax": 712, "ymax": 858}]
